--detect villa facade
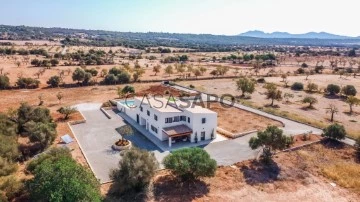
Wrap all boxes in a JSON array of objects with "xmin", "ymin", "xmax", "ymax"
[{"xmin": 117, "ymin": 97, "xmax": 217, "ymax": 147}]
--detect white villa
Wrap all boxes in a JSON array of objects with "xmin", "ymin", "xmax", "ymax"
[{"xmin": 117, "ymin": 97, "xmax": 217, "ymax": 147}]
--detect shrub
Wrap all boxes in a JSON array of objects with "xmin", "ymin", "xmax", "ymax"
[
  {"xmin": 315, "ymin": 65, "xmax": 324, "ymax": 73},
  {"xmin": 297, "ymin": 68, "xmax": 305, "ymax": 74},
  {"xmin": 301, "ymin": 63, "xmax": 308, "ymax": 68},
  {"xmin": 326, "ymin": 84, "xmax": 341, "ymax": 95},
  {"xmin": 28, "ymin": 156, "xmax": 101, "ymax": 202},
  {"xmin": 72, "ymin": 67, "xmax": 86, "ymax": 83},
  {"xmin": 16, "ymin": 77, "xmax": 40, "ymax": 88},
  {"xmin": 257, "ymin": 78, "xmax": 266, "ymax": 83},
  {"xmin": 26, "ymin": 147, "xmax": 71, "ymax": 173},
  {"xmin": 307, "ymin": 82, "xmax": 318, "ymax": 92},
  {"xmin": 117, "ymin": 72, "xmax": 131, "ymax": 84},
  {"xmin": 122, "ymin": 85, "xmax": 135, "ymax": 94},
  {"xmin": 57, "ymin": 106, "xmax": 77, "ymax": 120},
  {"xmin": 249, "ymin": 126, "xmax": 292, "ymax": 163},
  {"xmin": 110, "ymin": 148, "xmax": 158, "ymax": 193},
  {"xmin": 342, "ymin": 85, "xmax": 357, "ymax": 96},
  {"xmin": 0, "ymin": 136, "xmax": 19, "ymax": 161},
  {"xmin": 0, "ymin": 157, "xmax": 17, "ymax": 177},
  {"xmin": 46, "ymin": 76, "xmax": 61, "ymax": 87},
  {"xmin": 163, "ymin": 147, "xmax": 217, "ymax": 180},
  {"xmin": 0, "ymin": 176, "xmax": 24, "ymax": 201},
  {"xmin": 302, "ymin": 96, "xmax": 318, "ymax": 108},
  {"xmin": 189, "ymin": 84, "xmax": 195, "ymax": 88},
  {"xmin": 291, "ymin": 82, "xmax": 304, "ymax": 91},
  {"xmin": 104, "ymin": 74, "xmax": 117, "ymax": 85},
  {"xmin": 0, "ymin": 75, "xmax": 10, "ymax": 89},
  {"xmin": 322, "ymin": 123, "xmax": 346, "ymax": 140}
]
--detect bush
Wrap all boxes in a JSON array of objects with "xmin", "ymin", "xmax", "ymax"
[
  {"xmin": 342, "ymin": 85, "xmax": 357, "ymax": 96},
  {"xmin": 302, "ymin": 96, "xmax": 318, "ymax": 108},
  {"xmin": 117, "ymin": 72, "xmax": 131, "ymax": 84},
  {"xmin": 0, "ymin": 176, "xmax": 24, "ymax": 201},
  {"xmin": 110, "ymin": 148, "xmax": 158, "ymax": 193},
  {"xmin": 46, "ymin": 76, "xmax": 61, "ymax": 87},
  {"xmin": 163, "ymin": 147, "xmax": 217, "ymax": 180},
  {"xmin": 291, "ymin": 82, "xmax": 304, "ymax": 91},
  {"xmin": 0, "ymin": 157, "xmax": 17, "ymax": 177},
  {"xmin": 315, "ymin": 65, "xmax": 324, "ymax": 73},
  {"xmin": 122, "ymin": 85, "xmax": 135, "ymax": 94},
  {"xmin": 28, "ymin": 156, "xmax": 101, "ymax": 202},
  {"xmin": 297, "ymin": 68, "xmax": 305, "ymax": 74},
  {"xmin": 257, "ymin": 78, "xmax": 266, "ymax": 83},
  {"xmin": 0, "ymin": 75, "xmax": 10, "ymax": 89},
  {"xmin": 307, "ymin": 82, "xmax": 318, "ymax": 92},
  {"xmin": 189, "ymin": 84, "xmax": 195, "ymax": 88},
  {"xmin": 16, "ymin": 77, "xmax": 40, "ymax": 89},
  {"xmin": 0, "ymin": 135, "xmax": 19, "ymax": 161},
  {"xmin": 301, "ymin": 63, "xmax": 308, "ymax": 68},
  {"xmin": 326, "ymin": 84, "xmax": 341, "ymax": 95},
  {"xmin": 104, "ymin": 74, "xmax": 117, "ymax": 85},
  {"xmin": 26, "ymin": 147, "xmax": 71, "ymax": 173},
  {"xmin": 322, "ymin": 123, "xmax": 346, "ymax": 140}
]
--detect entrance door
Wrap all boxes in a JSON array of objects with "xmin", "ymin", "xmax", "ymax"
[
  {"xmin": 136, "ymin": 114, "xmax": 139, "ymax": 123},
  {"xmin": 201, "ymin": 131, "xmax": 205, "ymax": 141}
]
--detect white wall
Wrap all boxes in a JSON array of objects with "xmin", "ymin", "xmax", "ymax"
[{"xmin": 118, "ymin": 99, "xmax": 218, "ymax": 143}]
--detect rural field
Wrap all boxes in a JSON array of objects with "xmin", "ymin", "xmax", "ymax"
[
  {"xmin": 1, "ymin": 32, "xmax": 360, "ymax": 201},
  {"xmin": 179, "ymin": 74, "xmax": 360, "ymax": 138}
]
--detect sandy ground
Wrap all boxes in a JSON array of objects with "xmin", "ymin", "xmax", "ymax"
[
  {"xmin": 178, "ymin": 76, "xmax": 360, "ymax": 138},
  {"xmin": 201, "ymin": 102, "xmax": 282, "ymax": 134},
  {"xmin": 104, "ymin": 142, "xmax": 360, "ymax": 202}
]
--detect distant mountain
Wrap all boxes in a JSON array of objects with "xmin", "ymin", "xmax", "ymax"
[{"xmin": 239, "ymin": 30, "xmax": 357, "ymax": 39}]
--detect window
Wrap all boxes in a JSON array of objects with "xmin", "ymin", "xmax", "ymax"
[
  {"xmin": 187, "ymin": 117, "xmax": 190, "ymax": 123},
  {"xmin": 180, "ymin": 116, "xmax": 186, "ymax": 121},
  {"xmin": 147, "ymin": 110, "xmax": 150, "ymax": 116},
  {"xmin": 202, "ymin": 118, "xmax": 206, "ymax": 124},
  {"xmin": 154, "ymin": 114, "xmax": 158, "ymax": 121},
  {"xmin": 173, "ymin": 116, "xmax": 180, "ymax": 122},
  {"xmin": 151, "ymin": 125, "xmax": 158, "ymax": 134},
  {"xmin": 165, "ymin": 117, "xmax": 173, "ymax": 123},
  {"xmin": 140, "ymin": 106, "xmax": 143, "ymax": 112}
]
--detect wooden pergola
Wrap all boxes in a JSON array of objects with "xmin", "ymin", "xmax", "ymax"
[{"xmin": 162, "ymin": 124, "xmax": 192, "ymax": 147}]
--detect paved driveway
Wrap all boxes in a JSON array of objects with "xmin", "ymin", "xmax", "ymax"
[
  {"xmin": 202, "ymin": 133, "xmax": 259, "ymax": 166},
  {"xmin": 70, "ymin": 105, "xmax": 165, "ymax": 183}
]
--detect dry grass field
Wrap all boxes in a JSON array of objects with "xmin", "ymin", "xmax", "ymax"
[
  {"xmin": 200, "ymin": 102, "xmax": 283, "ymax": 134},
  {"xmin": 1, "ymin": 43, "xmax": 360, "ymax": 201},
  {"xmin": 104, "ymin": 141, "xmax": 360, "ymax": 202},
  {"xmin": 178, "ymin": 75, "xmax": 360, "ymax": 138}
]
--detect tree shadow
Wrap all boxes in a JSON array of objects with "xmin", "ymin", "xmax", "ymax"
[
  {"xmin": 104, "ymin": 183, "xmax": 148, "ymax": 202},
  {"xmin": 153, "ymin": 175, "xmax": 210, "ymax": 202},
  {"xmin": 239, "ymin": 160, "xmax": 281, "ymax": 185},
  {"xmin": 320, "ymin": 138, "xmax": 345, "ymax": 149},
  {"xmin": 300, "ymin": 106, "xmax": 316, "ymax": 111}
]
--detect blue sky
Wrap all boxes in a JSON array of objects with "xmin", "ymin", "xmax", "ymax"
[{"xmin": 1, "ymin": 0, "xmax": 359, "ymax": 36}]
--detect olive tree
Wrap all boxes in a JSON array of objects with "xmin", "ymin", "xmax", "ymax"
[
  {"xmin": 236, "ymin": 77, "xmax": 256, "ymax": 97},
  {"xmin": 28, "ymin": 156, "xmax": 101, "ymax": 202},
  {"xmin": 302, "ymin": 96, "xmax": 318, "ymax": 108},
  {"xmin": 110, "ymin": 148, "xmax": 158, "ymax": 193},
  {"xmin": 265, "ymin": 83, "xmax": 282, "ymax": 106},
  {"xmin": 163, "ymin": 147, "xmax": 217, "ymax": 180},
  {"xmin": 346, "ymin": 96, "xmax": 360, "ymax": 114},
  {"xmin": 249, "ymin": 126, "xmax": 292, "ymax": 163},
  {"xmin": 322, "ymin": 123, "xmax": 346, "ymax": 140}
]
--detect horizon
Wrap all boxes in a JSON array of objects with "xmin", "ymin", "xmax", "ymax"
[
  {"xmin": 1, "ymin": 0, "xmax": 360, "ymax": 37},
  {"xmin": 1, "ymin": 24, "xmax": 357, "ymax": 37}
]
